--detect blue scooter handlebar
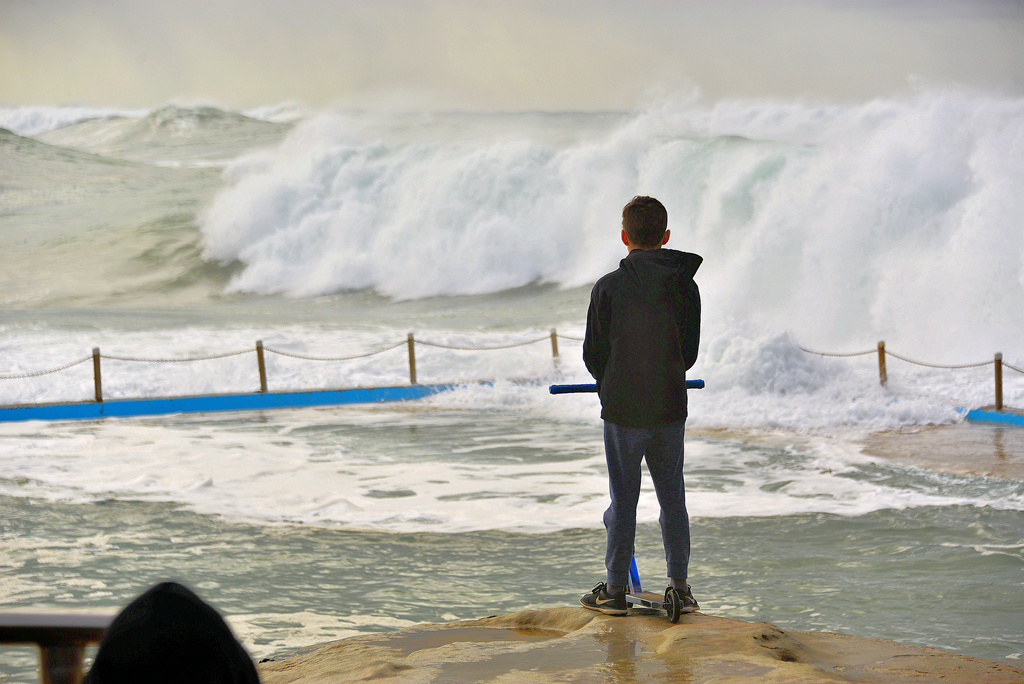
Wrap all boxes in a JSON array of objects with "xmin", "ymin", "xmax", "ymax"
[{"xmin": 549, "ymin": 379, "xmax": 704, "ymax": 394}]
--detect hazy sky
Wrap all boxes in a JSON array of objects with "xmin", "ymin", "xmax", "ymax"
[{"xmin": 2, "ymin": 0, "xmax": 1022, "ymax": 110}]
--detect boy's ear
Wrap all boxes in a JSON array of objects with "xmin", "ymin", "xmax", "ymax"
[
  {"xmin": 621, "ymin": 229, "xmax": 630, "ymax": 248},
  {"xmin": 661, "ymin": 229, "xmax": 671, "ymax": 246}
]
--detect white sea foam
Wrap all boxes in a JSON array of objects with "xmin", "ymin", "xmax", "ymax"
[
  {"xmin": 3, "ymin": 94, "xmax": 1022, "ymax": 673},
  {"xmin": 243, "ymin": 102, "xmax": 313, "ymax": 124},
  {"xmin": 198, "ymin": 91, "xmax": 1024, "ymax": 361},
  {"xmin": 3, "ymin": 92, "xmax": 1024, "ymax": 523},
  {"xmin": 1, "ymin": 407, "xmax": 1020, "ymax": 534},
  {"xmin": 4, "ymin": 319, "xmax": 1019, "ymax": 433}
]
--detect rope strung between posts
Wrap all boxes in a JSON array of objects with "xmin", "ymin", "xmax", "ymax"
[
  {"xmin": 800, "ymin": 345, "xmax": 1024, "ymax": 371},
  {"xmin": 100, "ymin": 349, "xmax": 254, "ymax": 363},
  {"xmin": 0, "ymin": 355, "xmax": 92, "ymax": 380},
  {"xmin": 264, "ymin": 341, "xmax": 406, "ymax": 361},
  {"xmin": 798, "ymin": 346, "xmax": 875, "ymax": 358},
  {"xmin": 3, "ymin": 335, "xmax": 1019, "ymax": 381},
  {"xmin": 883, "ymin": 350, "xmax": 993, "ymax": 370},
  {"xmin": 416, "ymin": 335, "xmax": 551, "ymax": 351},
  {"xmin": 0, "ymin": 335, "xmax": 566, "ymax": 379},
  {"xmin": 798, "ymin": 342, "xmax": 1022, "ymax": 410}
]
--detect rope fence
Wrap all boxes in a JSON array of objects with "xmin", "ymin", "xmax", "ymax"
[
  {"xmin": 0, "ymin": 355, "xmax": 93, "ymax": 380},
  {"xmin": 800, "ymin": 340, "xmax": 1023, "ymax": 411},
  {"xmin": 262, "ymin": 341, "xmax": 407, "ymax": 361},
  {"xmin": 0, "ymin": 330, "xmax": 574, "ymax": 405},
  {"xmin": 100, "ymin": 349, "xmax": 255, "ymax": 363},
  {"xmin": 3, "ymin": 332, "xmax": 1020, "ymax": 413}
]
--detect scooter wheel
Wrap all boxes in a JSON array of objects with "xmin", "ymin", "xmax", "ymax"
[{"xmin": 665, "ymin": 586, "xmax": 682, "ymax": 623}]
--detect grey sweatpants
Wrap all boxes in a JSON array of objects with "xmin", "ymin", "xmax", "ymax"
[{"xmin": 603, "ymin": 419, "xmax": 690, "ymax": 587}]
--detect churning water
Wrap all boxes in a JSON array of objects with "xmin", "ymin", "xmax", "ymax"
[{"xmin": 1, "ymin": 94, "xmax": 1022, "ymax": 681}]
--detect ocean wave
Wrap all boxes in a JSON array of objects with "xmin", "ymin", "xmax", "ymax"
[
  {"xmin": 0, "ymin": 105, "xmax": 147, "ymax": 137},
  {"xmin": 5, "ymin": 92, "xmax": 1023, "ymax": 381},
  {"xmin": 198, "ymin": 91, "xmax": 1024, "ymax": 360},
  {"xmin": 30, "ymin": 104, "xmax": 291, "ymax": 166},
  {"xmin": 0, "ymin": 125, "xmax": 169, "ymax": 206},
  {"xmin": 0, "ymin": 102, "xmax": 302, "ymax": 138}
]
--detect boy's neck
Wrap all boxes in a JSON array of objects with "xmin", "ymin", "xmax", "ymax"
[{"xmin": 622, "ymin": 228, "xmax": 671, "ymax": 252}]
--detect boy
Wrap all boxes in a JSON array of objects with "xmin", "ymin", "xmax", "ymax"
[{"xmin": 580, "ymin": 195, "xmax": 702, "ymax": 615}]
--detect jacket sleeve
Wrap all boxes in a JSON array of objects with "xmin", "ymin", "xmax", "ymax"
[
  {"xmin": 583, "ymin": 286, "xmax": 609, "ymax": 385},
  {"xmin": 681, "ymin": 280, "xmax": 701, "ymax": 371}
]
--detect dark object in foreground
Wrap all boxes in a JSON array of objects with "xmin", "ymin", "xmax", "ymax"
[
  {"xmin": 85, "ymin": 582, "xmax": 258, "ymax": 684},
  {"xmin": 0, "ymin": 611, "xmax": 111, "ymax": 684}
]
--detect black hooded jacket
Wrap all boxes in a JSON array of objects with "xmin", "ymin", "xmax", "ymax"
[{"xmin": 583, "ymin": 248, "xmax": 702, "ymax": 427}]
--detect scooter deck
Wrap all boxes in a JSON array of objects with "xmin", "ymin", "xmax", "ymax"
[
  {"xmin": 626, "ymin": 558, "xmax": 688, "ymax": 622},
  {"xmin": 626, "ymin": 591, "xmax": 669, "ymax": 610}
]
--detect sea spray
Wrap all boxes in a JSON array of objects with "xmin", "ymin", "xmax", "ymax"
[
  {"xmin": 2, "ymin": 98, "xmax": 1023, "ymax": 678},
  {"xmin": 198, "ymin": 92, "xmax": 1024, "ymax": 360},
  {"xmin": 2, "ymin": 405, "xmax": 1020, "ymax": 532},
  {"xmin": 199, "ymin": 112, "xmax": 608, "ymax": 298},
  {"xmin": 3, "ymin": 95, "xmax": 1022, "ymax": 429}
]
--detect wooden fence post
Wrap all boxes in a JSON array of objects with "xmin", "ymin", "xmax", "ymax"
[
  {"xmin": 877, "ymin": 341, "xmax": 887, "ymax": 388},
  {"xmin": 92, "ymin": 348, "xmax": 103, "ymax": 403},
  {"xmin": 407, "ymin": 333, "xmax": 417, "ymax": 385},
  {"xmin": 256, "ymin": 340, "xmax": 268, "ymax": 394},
  {"xmin": 40, "ymin": 642, "xmax": 85, "ymax": 684},
  {"xmin": 995, "ymin": 353, "xmax": 1003, "ymax": 412},
  {"xmin": 550, "ymin": 329, "xmax": 559, "ymax": 358}
]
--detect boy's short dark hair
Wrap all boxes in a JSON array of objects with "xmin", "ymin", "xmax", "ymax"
[{"xmin": 622, "ymin": 196, "xmax": 668, "ymax": 248}]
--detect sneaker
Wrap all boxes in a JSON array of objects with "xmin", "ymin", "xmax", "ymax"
[
  {"xmin": 678, "ymin": 584, "xmax": 699, "ymax": 613},
  {"xmin": 580, "ymin": 582, "xmax": 628, "ymax": 616}
]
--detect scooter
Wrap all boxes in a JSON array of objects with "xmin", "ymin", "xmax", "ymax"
[{"xmin": 548, "ymin": 379, "xmax": 704, "ymax": 623}]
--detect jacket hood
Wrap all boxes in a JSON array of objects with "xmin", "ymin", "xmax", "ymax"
[{"xmin": 620, "ymin": 248, "xmax": 702, "ymax": 289}]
